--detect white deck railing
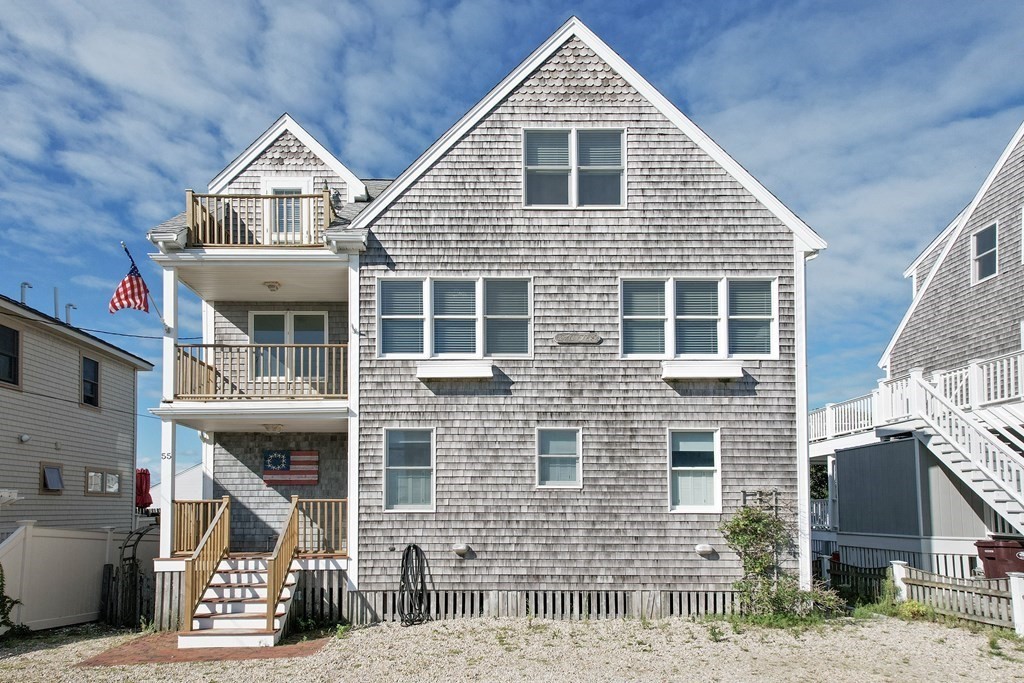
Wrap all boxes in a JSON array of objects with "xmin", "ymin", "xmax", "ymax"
[
  {"xmin": 809, "ymin": 350, "xmax": 1024, "ymax": 442},
  {"xmin": 810, "ymin": 498, "xmax": 833, "ymax": 530}
]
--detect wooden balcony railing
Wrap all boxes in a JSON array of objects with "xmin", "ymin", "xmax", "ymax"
[
  {"xmin": 172, "ymin": 499, "xmax": 222, "ymax": 555},
  {"xmin": 186, "ymin": 190, "xmax": 333, "ymax": 247},
  {"xmin": 297, "ymin": 499, "xmax": 348, "ymax": 556},
  {"xmin": 175, "ymin": 344, "xmax": 347, "ymax": 399},
  {"xmin": 267, "ymin": 496, "xmax": 300, "ymax": 632},
  {"xmin": 182, "ymin": 496, "xmax": 230, "ymax": 633}
]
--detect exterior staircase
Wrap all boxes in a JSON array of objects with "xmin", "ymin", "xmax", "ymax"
[{"xmin": 177, "ymin": 555, "xmax": 295, "ymax": 649}]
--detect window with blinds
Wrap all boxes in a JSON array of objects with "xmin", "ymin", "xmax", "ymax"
[
  {"xmin": 622, "ymin": 278, "xmax": 774, "ymax": 358},
  {"xmin": 380, "ymin": 281, "xmax": 425, "ymax": 355},
  {"xmin": 525, "ymin": 129, "xmax": 623, "ymax": 207},
  {"xmin": 385, "ymin": 429, "xmax": 433, "ymax": 510},
  {"xmin": 433, "ymin": 281, "xmax": 477, "ymax": 354},
  {"xmin": 622, "ymin": 281, "xmax": 666, "ymax": 355},
  {"xmin": 669, "ymin": 431, "xmax": 719, "ymax": 511},
  {"xmin": 727, "ymin": 281, "xmax": 772, "ymax": 355},
  {"xmin": 379, "ymin": 278, "xmax": 531, "ymax": 357},
  {"xmin": 537, "ymin": 429, "xmax": 581, "ymax": 487}
]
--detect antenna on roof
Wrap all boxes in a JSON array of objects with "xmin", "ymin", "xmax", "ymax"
[
  {"xmin": 53, "ymin": 287, "xmax": 59, "ymax": 318},
  {"xmin": 19, "ymin": 282, "xmax": 31, "ymax": 304},
  {"xmin": 65, "ymin": 303, "xmax": 77, "ymax": 325}
]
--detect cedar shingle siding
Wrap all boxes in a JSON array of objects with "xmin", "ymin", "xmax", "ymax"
[
  {"xmin": 891, "ymin": 136, "xmax": 1024, "ymax": 377},
  {"xmin": 355, "ymin": 39, "xmax": 798, "ymax": 591}
]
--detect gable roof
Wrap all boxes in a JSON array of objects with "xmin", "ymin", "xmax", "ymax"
[
  {"xmin": 879, "ymin": 118, "xmax": 1024, "ymax": 370},
  {"xmin": 901, "ymin": 208, "xmax": 965, "ymax": 280},
  {"xmin": 207, "ymin": 113, "xmax": 367, "ymax": 202},
  {"xmin": 347, "ymin": 16, "xmax": 827, "ymax": 254}
]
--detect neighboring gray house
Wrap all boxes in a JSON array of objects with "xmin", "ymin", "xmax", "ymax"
[
  {"xmin": 0, "ymin": 293, "xmax": 153, "ymax": 535},
  {"xmin": 148, "ymin": 17, "xmax": 826, "ymax": 647},
  {"xmin": 809, "ymin": 118, "xmax": 1024, "ymax": 577}
]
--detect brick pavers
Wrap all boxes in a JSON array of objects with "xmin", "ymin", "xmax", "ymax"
[{"xmin": 78, "ymin": 632, "xmax": 328, "ymax": 666}]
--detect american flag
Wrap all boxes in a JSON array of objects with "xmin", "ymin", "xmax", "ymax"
[
  {"xmin": 108, "ymin": 264, "xmax": 149, "ymax": 313},
  {"xmin": 263, "ymin": 450, "xmax": 320, "ymax": 485}
]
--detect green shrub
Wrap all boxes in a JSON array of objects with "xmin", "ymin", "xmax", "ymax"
[{"xmin": 0, "ymin": 561, "xmax": 23, "ymax": 636}]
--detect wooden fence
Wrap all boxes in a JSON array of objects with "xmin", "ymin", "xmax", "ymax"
[
  {"xmin": 894, "ymin": 563, "xmax": 1013, "ymax": 629},
  {"xmin": 825, "ymin": 560, "xmax": 887, "ymax": 603}
]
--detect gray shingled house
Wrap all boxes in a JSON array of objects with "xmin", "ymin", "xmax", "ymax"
[
  {"xmin": 147, "ymin": 17, "xmax": 826, "ymax": 647},
  {"xmin": 809, "ymin": 118, "xmax": 1024, "ymax": 578}
]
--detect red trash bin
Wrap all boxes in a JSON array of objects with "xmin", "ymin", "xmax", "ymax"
[{"xmin": 975, "ymin": 539, "xmax": 1024, "ymax": 578}]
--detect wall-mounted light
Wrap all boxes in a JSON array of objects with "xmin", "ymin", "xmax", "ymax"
[
  {"xmin": 452, "ymin": 543, "xmax": 470, "ymax": 557},
  {"xmin": 695, "ymin": 543, "xmax": 716, "ymax": 557},
  {"xmin": 18, "ymin": 434, "xmax": 30, "ymax": 443},
  {"xmin": 263, "ymin": 281, "xmax": 281, "ymax": 292},
  {"xmin": 263, "ymin": 424, "xmax": 284, "ymax": 433}
]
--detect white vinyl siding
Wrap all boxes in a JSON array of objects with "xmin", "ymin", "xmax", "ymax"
[
  {"xmin": 524, "ymin": 129, "xmax": 624, "ymax": 207},
  {"xmin": 384, "ymin": 429, "xmax": 434, "ymax": 511},
  {"xmin": 622, "ymin": 278, "xmax": 776, "ymax": 359},
  {"xmin": 537, "ymin": 429, "xmax": 581, "ymax": 488},
  {"xmin": 669, "ymin": 430, "xmax": 720, "ymax": 513},
  {"xmin": 973, "ymin": 223, "xmax": 998, "ymax": 283},
  {"xmin": 378, "ymin": 278, "xmax": 531, "ymax": 358}
]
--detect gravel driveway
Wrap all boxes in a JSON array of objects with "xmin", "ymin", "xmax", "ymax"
[{"xmin": 2, "ymin": 616, "xmax": 1023, "ymax": 682}]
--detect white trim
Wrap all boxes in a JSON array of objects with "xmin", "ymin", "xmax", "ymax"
[
  {"xmin": 415, "ymin": 361, "xmax": 494, "ymax": 380},
  {"xmin": 346, "ymin": 253, "xmax": 360, "ymax": 586},
  {"xmin": 970, "ymin": 221, "xmax": 998, "ymax": 285},
  {"xmin": 902, "ymin": 208, "xmax": 965, "ymax": 279},
  {"xmin": 880, "ymin": 118, "xmax": 1024, "ymax": 369},
  {"xmin": 667, "ymin": 427, "xmax": 722, "ymax": 514},
  {"xmin": 793, "ymin": 249, "xmax": 811, "ymax": 589},
  {"xmin": 153, "ymin": 558, "xmax": 186, "ymax": 571},
  {"xmin": 522, "ymin": 128, "xmax": 626, "ymax": 209},
  {"xmin": 151, "ymin": 400, "xmax": 349, "ymax": 420},
  {"xmin": 535, "ymin": 427, "xmax": 583, "ymax": 489},
  {"xmin": 619, "ymin": 276, "xmax": 778, "ymax": 360},
  {"xmin": 377, "ymin": 276, "xmax": 534, "ymax": 360},
  {"xmin": 660, "ymin": 361, "xmax": 743, "ymax": 380},
  {"xmin": 383, "ymin": 427, "xmax": 436, "ymax": 512},
  {"xmin": 151, "ymin": 250, "xmax": 350, "ymax": 265},
  {"xmin": 345, "ymin": 17, "xmax": 825, "ymax": 253},
  {"xmin": 208, "ymin": 113, "xmax": 366, "ymax": 202}
]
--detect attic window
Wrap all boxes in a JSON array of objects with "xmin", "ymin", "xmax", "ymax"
[
  {"xmin": 524, "ymin": 129, "xmax": 623, "ymax": 207},
  {"xmin": 973, "ymin": 223, "xmax": 997, "ymax": 283}
]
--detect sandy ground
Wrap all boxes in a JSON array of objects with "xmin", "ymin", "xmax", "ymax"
[{"xmin": 2, "ymin": 615, "xmax": 1024, "ymax": 682}]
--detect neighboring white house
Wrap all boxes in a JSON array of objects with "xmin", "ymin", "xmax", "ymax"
[
  {"xmin": 0, "ymin": 292, "xmax": 153, "ymax": 535},
  {"xmin": 809, "ymin": 118, "xmax": 1024, "ymax": 577},
  {"xmin": 148, "ymin": 462, "xmax": 205, "ymax": 510}
]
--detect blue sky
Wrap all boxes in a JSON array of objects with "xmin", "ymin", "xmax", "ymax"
[{"xmin": 3, "ymin": 0, "xmax": 1024, "ymax": 477}]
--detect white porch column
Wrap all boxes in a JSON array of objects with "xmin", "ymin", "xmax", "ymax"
[
  {"xmin": 346, "ymin": 253, "xmax": 360, "ymax": 587},
  {"xmin": 161, "ymin": 266, "xmax": 178, "ymax": 402},
  {"xmin": 793, "ymin": 248, "xmax": 812, "ymax": 589},
  {"xmin": 908, "ymin": 368, "xmax": 926, "ymax": 416},
  {"xmin": 159, "ymin": 420, "xmax": 177, "ymax": 557}
]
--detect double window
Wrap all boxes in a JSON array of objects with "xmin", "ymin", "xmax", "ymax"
[
  {"xmin": 261, "ymin": 177, "xmax": 312, "ymax": 244},
  {"xmin": 379, "ymin": 278, "xmax": 530, "ymax": 357},
  {"xmin": 621, "ymin": 279, "xmax": 775, "ymax": 358},
  {"xmin": 537, "ymin": 429, "xmax": 581, "ymax": 488},
  {"xmin": 525, "ymin": 129, "xmax": 624, "ymax": 207},
  {"xmin": 384, "ymin": 429, "xmax": 434, "ymax": 511},
  {"xmin": 86, "ymin": 469, "xmax": 120, "ymax": 496},
  {"xmin": 668, "ymin": 430, "xmax": 720, "ymax": 512},
  {"xmin": 250, "ymin": 312, "xmax": 327, "ymax": 378},
  {"xmin": 0, "ymin": 324, "xmax": 18, "ymax": 386},
  {"xmin": 972, "ymin": 223, "xmax": 997, "ymax": 283},
  {"xmin": 82, "ymin": 356, "xmax": 100, "ymax": 407}
]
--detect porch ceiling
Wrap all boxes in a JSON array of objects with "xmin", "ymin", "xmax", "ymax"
[
  {"xmin": 151, "ymin": 400, "xmax": 349, "ymax": 433},
  {"xmin": 151, "ymin": 251, "xmax": 349, "ymax": 302}
]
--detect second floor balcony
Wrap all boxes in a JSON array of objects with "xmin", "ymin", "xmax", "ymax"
[
  {"xmin": 185, "ymin": 190, "xmax": 334, "ymax": 248},
  {"xmin": 175, "ymin": 343, "xmax": 347, "ymax": 399}
]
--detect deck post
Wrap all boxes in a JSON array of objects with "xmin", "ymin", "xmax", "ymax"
[
  {"xmin": 159, "ymin": 420, "xmax": 177, "ymax": 558},
  {"xmin": 890, "ymin": 561, "xmax": 908, "ymax": 602},
  {"xmin": 819, "ymin": 555, "xmax": 831, "ymax": 585},
  {"xmin": 967, "ymin": 359, "xmax": 983, "ymax": 411},
  {"xmin": 907, "ymin": 369, "xmax": 926, "ymax": 416},
  {"xmin": 1009, "ymin": 572, "xmax": 1024, "ymax": 637},
  {"xmin": 824, "ymin": 403, "xmax": 836, "ymax": 439}
]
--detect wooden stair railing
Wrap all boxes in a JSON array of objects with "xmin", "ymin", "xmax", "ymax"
[
  {"xmin": 182, "ymin": 496, "xmax": 230, "ymax": 633},
  {"xmin": 266, "ymin": 495, "xmax": 300, "ymax": 632},
  {"xmin": 172, "ymin": 499, "xmax": 222, "ymax": 555},
  {"xmin": 296, "ymin": 498, "xmax": 348, "ymax": 556}
]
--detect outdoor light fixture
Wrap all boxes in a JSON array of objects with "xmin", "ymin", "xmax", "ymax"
[
  {"xmin": 694, "ymin": 544, "xmax": 715, "ymax": 557},
  {"xmin": 263, "ymin": 281, "xmax": 281, "ymax": 292},
  {"xmin": 18, "ymin": 434, "xmax": 30, "ymax": 443},
  {"xmin": 452, "ymin": 543, "xmax": 470, "ymax": 557},
  {"xmin": 262, "ymin": 424, "xmax": 285, "ymax": 433}
]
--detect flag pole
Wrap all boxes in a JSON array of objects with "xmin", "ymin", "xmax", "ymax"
[{"xmin": 120, "ymin": 241, "xmax": 168, "ymax": 331}]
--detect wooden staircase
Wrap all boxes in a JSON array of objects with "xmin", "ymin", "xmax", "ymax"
[{"xmin": 178, "ymin": 555, "xmax": 295, "ymax": 648}]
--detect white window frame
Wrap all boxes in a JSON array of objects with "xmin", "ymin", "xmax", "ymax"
[
  {"xmin": 377, "ymin": 277, "xmax": 533, "ymax": 360},
  {"xmin": 248, "ymin": 310, "xmax": 329, "ymax": 379},
  {"xmin": 667, "ymin": 428, "xmax": 721, "ymax": 514},
  {"xmin": 619, "ymin": 277, "xmax": 778, "ymax": 360},
  {"xmin": 972, "ymin": 221, "xmax": 998, "ymax": 284},
  {"xmin": 535, "ymin": 427, "xmax": 583, "ymax": 489},
  {"xmin": 383, "ymin": 427, "xmax": 436, "ymax": 512},
  {"xmin": 260, "ymin": 176, "xmax": 313, "ymax": 244},
  {"xmin": 85, "ymin": 468, "xmax": 121, "ymax": 496},
  {"xmin": 523, "ymin": 128, "xmax": 626, "ymax": 209}
]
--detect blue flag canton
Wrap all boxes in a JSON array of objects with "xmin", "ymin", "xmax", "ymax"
[{"xmin": 263, "ymin": 450, "xmax": 291, "ymax": 472}]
